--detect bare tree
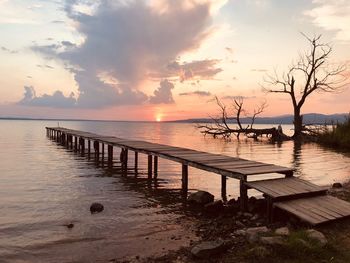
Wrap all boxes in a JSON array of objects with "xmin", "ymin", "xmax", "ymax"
[
  {"xmin": 265, "ymin": 34, "xmax": 348, "ymax": 138},
  {"xmin": 197, "ymin": 96, "xmax": 284, "ymax": 140}
]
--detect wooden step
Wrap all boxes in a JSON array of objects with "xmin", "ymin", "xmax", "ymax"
[
  {"xmin": 274, "ymin": 195, "xmax": 350, "ymax": 225},
  {"xmin": 245, "ymin": 177, "xmax": 328, "ymax": 200}
]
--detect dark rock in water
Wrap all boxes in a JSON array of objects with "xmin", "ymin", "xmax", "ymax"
[
  {"xmin": 332, "ymin": 182, "xmax": 342, "ymax": 188},
  {"xmin": 227, "ymin": 198, "xmax": 236, "ymax": 206},
  {"xmin": 90, "ymin": 202, "xmax": 104, "ymax": 214},
  {"xmin": 204, "ymin": 200, "xmax": 224, "ymax": 214},
  {"xmin": 66, "ymin": 223, "xmax": 74, "ymax": 229},
  {"xmin": 188, "ymin": 191, "xmax": 214, "ymax": 205},
  {"xmin": 191, "ymin": 239, "xmax": 227, "ymax": 258}
]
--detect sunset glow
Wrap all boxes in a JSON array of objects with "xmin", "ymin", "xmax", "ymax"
[{"xmin": 0, "ymin": 0, "xmax": 349, "ymax": 120}]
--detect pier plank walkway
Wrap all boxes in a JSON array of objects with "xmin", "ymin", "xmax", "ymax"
[{"xmin": 46, "ymin": 127, "xmax": 350, "ymax": 225}]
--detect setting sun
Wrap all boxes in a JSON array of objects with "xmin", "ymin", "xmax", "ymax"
[{"xmin": 156, "ymin": 116, "xmax": 162, "ymax": 122}]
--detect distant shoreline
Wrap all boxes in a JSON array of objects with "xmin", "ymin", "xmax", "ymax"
[{"xmin": 0, "ymin": 113, "xmax": 348, "ymax": 125}]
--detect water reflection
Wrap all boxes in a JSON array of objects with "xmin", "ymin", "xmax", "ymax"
[{"xmin": 1, "ymin": 120, "xmax": 350, "ymax": 262}]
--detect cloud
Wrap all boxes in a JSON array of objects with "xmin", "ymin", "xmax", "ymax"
[
  {"xmin": 30, "ymin": 0, "xmax": 217, "ymax": 108},
  {"xmin": 18, "ymin": 86, "xmax": 77, "ymax": 108},
  {"xmin": 150, "ymin": 59, "xmax": 222, "ymax": 81},
  {"xmin": 149, "ymin": 79, "xmax": 174, "ymax": 104},
  {"xmin": 251, "ymin": 68, "xmax": 268, "ymax": 72},
  {"xmin": 305, "ymin": 0, "xmax": 350, "ymax": 41},
  {"xmin": 1, "ymin": 46, "xmax": 18, "ymax": 54},
  {"xmin": 37, "ymin": 64, "xmax": 55, "ymax": 69},
  {"xmin": 179, "ymin": 90, "xmax": 211, "ymax": 96},
  {"xmin": 223, "ymin": 95, "xmax": 257, "ymax": 100}
]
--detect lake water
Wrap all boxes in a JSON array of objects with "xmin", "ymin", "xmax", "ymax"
[{"xmin": 1, "ymin": 120, "xmax": 350, "ymax": 262}]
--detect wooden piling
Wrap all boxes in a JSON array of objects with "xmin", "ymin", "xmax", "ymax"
[
  {"xmin": 148, "ymin": 155, "xmax": 153, "ymax": 179},
  {"xmin": 221, "ymin": 175, "xmax": 227, "ymax": 201},
  {"xmin": 182, "ymin": 164, "xmax": 188, "ymax": 193},
  {"xmin": 154, "ymin": 156, "xmax": 158, "ymax": 179},
  {"xmin": 74, "ymin": 136, "xmax": 78, "ymax": 151},
  {"xmin": 108, "ymin": 145, "xmax": 113, "ymax": 168},
  {"xmin": 94, "ymin": 141, "xmax": 99, "ymax": 162},
  {"xmin": 240, "ymin": 176, "xmax": 248, "ymax": 211},
  {"xmin": 134, "ymin": 151, "xmax": 138, "ymax": 174}
]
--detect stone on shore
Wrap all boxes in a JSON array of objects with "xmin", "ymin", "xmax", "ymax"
[
  {"xmin": 204, "ymin": 200, "xmax": 224, "ymax": 214},
  {"xmin": 260, "ymin": 236, "xmax": 284, "ymax": 246},
  {"xmin": 90, "ymin": 202, "xmax": 104, "ymax": 214},
  {"xmin": 306, "ymin": 229, "xmax": 327, "ymax": 246},
  {"xmin": 246, "ymin": 226, "xmax": 269, "ymax": 243},
  {"xmin": 188, "ymin": 191, "xmax": 214, "ymax": 205},
  {"xmin": 275, "ymin": 227, "xmax": 290, "ymax": 236},
  {"xmin": 332, "ymin": 182, "xmax": 343, "ymax": 189},
  {"xmin": 191, "ymin": 239, "xmax": 226, "ymax": 258}
]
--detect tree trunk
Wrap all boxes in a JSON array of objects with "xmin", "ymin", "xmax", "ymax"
[{"xmin": 293, "ymin": 108, "xmax": 303, "ymax": 138}]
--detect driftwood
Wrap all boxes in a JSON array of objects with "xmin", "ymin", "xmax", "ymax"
[{"xmin": 197, "ymin": 96, "xmax": 290, "ymax": 141}]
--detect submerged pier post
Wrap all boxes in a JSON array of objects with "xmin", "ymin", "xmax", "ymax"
[
  {"xmin": 108, "ymin": 145, "xmax": 113, "ymax": 168},
  {"xmin": 88, "ymin": 140, "xmax": 91, "ymax": 158},
  {"xmin": 121, "ymin": 148, "xmax": 128, "ymax": 176},
  {"xmin": 94, "ymin": 141, "xmax": 99, "ymax": 162},
  {"xmin": 80, "ymin": 138, "xmax": 85, "ymax": 155},
  {"xmin": 74, "ymin": 136, "xmax": 78, "ymax": 151},
  {"xmin": 134, "ymin": 152, "xmax": 138, "ymax": 174},
  {"xmin": 148, "ymin": 155, "xmax": 153, "ymax": 179},
  {"xmin": 101, "ymin": 143, "xmax": 105, "ymax": 166},
  {"xmin": 182, "ymin": 164, "xmax": 188, "ymax": 193},
  {"xmin": 154, "ymin": 156, "xmax": 158, "ymax": 179}
]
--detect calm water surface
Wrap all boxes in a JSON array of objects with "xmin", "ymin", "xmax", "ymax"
[{"xmin": 1, "ymin": 120, "xmax": 350, "ymax": 262}]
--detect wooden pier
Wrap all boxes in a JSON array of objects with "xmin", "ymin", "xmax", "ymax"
[{"xmin": 46, "ymin": 127, "xmax": 350, "ymax": 225}]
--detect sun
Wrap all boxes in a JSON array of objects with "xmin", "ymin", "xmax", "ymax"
[{"xmin": 156, "ymin": 114, "xmax": 162, "ymax": 122}]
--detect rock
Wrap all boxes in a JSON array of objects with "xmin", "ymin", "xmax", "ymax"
[
  {"xmin": 227, "ymin": 198, "xmax": 237, "ymax": 206},
  {"xmin": 235, "ymin": 220, "xmax": 245, "ymax": 228},
  {"xmin": 204, "ymin": 200, "xmax": 224, "ymax": 214},
  {"xmin": 66, "ymin": 223, "xmax": 74, "ymax": 229},
  {"xmin": 246, "ymin": 226, "xmax": 269, "ymax": 243},
  {"xmin": 90, "ymin": 202, "xmax": 104, "ymax": 214},
  {"xmin": 233, "ymin": 229, "xmax": 246, "ymax": 236},
  {"xmin": 332, "ymin": 182, "xmax": 343, "ymax": 188},
  {"xmin": 306, "ymin": 229, "xmax": 327, "ymax": 246},
  {"xmin": 243, "ymin": 212, "xmax": 253, "ymax": 218},
  {"xmin": 188, "ymin": 191, "xmax": 214, "ymax": 205},
  {"xmin": 248, "ymin": 246, "xmax": 270, "ymax": 258},
  {"xmin": 260, "ymin": 236, "xmax": 284, "ymax": 246},
  {"xmin": 251, "ymin": 214, "xmax": 260, "ymax": 221},
  {"xmin": 275, "ymin": 227, "xmax": 290, "ymax": 236},
  {"xmin": 191, "ymin": 239, "xmax": 227, "ymax": 258}
]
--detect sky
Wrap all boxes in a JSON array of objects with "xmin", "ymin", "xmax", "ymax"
[{"xmin": 0, "ymin": 0, "xmax": 349, "ymax": 121}]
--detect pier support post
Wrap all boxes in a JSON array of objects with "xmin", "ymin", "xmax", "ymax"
[
  {"xmin": 101, "ymin": 143, "xmax": 104, "ymax": 166},
  {"xmin": 240, "ymin": 175, "xmax": 248, "ymax": 211},
  {"xmin": 108, "ymin": 145, "xmax": 113, "ymax": 168},
  {"xmin": 154, "ymin": 156, "xmax": 158, "ymax": 179},
  {"xmin": 221, "ymin": 175, "xmax": 227, "ymax": 201},
  {"xmin": 80, "ymin": 138, "xmax": 85, "ymax": 155},
  {"xmin": 134, "ymin": 152, "xmax": 138, "ymax": 174},
  {"xmin": 94, "ymin": 141, "xmax": 99, "ymax": 162},
  {"xmin": 148, "ymin": 155, "xmax": 153, "ymax": 179},
  {"xmin": 74, "ymin": 136, "xmax": 78, "ymax": 151},
  {"xmin": 121, "ymin": 148, "xmax": 128, "ymax": 176},
  {"xmin": 182, "ymin": 164, "xmax": 188, "ymax": 194},
  {"xmin": 88, "ymin": 140, "xmax": 91, "ymax": 158}
]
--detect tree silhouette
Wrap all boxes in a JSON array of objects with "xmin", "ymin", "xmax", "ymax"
[{"xmin": 265, "ymin": 34, "xmax": 348, "ymax": 138}]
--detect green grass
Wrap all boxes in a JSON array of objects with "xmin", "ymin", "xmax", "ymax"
[{"xmin": 317, "ymin": 116, "xmax": 350, "ymax": 150}]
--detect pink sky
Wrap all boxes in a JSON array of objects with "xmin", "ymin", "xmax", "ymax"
[{"xmin": 0, "ymin": 0, "xmax": 349, "ymax": 121}]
